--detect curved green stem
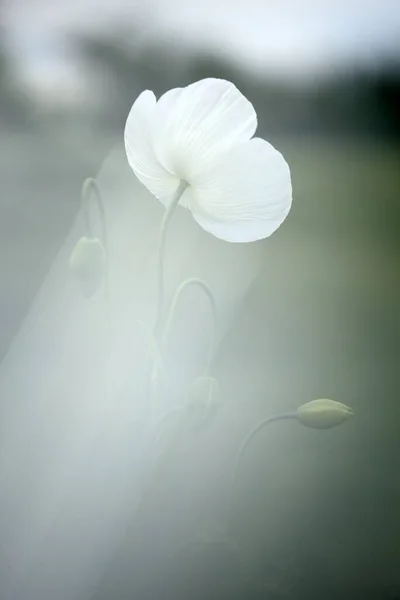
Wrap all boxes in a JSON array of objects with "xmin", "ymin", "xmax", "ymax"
[
  {"xmin": 228, "ymin": 412, "xmax": 297, "ymax": 524},
  {"xmin": 82, "ymin": 178, "xmax": 108, "ymax": 254},
  {"xmin": 140, "ymin": 281, "xmax": 217, "ymax": 459},
  {"xmin": 136, "ymin": 319, "xmax": 167, "ymax": 422},
  {"xmin": 81, "ymin": 177, "xmax": 110, "ymax": 310},
  {"xmin": 161, "ymin": 277, "xmax": 217, "ymax": 376},
  {"xmin": 81, "ymin": 177, "xmax": 112, "ymax": 394},
  {"xmin": 154, "ymin": 179, "xmax": 188, "ymax": 337}
]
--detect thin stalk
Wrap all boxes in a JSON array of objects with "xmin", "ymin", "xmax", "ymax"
[
  {"xmin": 81, "ymin": 177, "xmax": 109, "ymax": 300},
  {"xmin": 154, "ymin": 179, "xmax": 188, "ymax": 337},
  {"xmin": 161, "ymin": 277, "xmax": 217, "ymax": 376},
  {"xmin": 228, "ymin": 412, "xmax": 297, "ymax": 525},
  {"xmin": 140, "ymin": 278, "xmax": 216, "ymax": 431},
  {"xmin": 136, "ymin": 319, "xmax": 167, "ymax": 423},
  {"xmin": 82, "ymin": 178, "xmax": 108, "ymax": 254},
  {"xmin": 81, "ymin": 177, "xmax": 112, "ymax": 394},
  {"xmin": 138, "ymin": 279, "xmax": 217, "ymax": 474}
]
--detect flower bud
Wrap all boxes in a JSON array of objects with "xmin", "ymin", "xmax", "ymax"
[
  {"xmin": 296, "ymin": 399, "xmax": 354, "ymax": 429},
  {"xmin": 187, "ymin": 376, "xmax": 221, "ymax": 430},
  {"xmin": 69, "ymin": 236, "xmax": 105, "ymax": 298}
]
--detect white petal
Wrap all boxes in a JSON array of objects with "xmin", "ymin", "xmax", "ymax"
[
  {"xmin": 191, "ymin": 212, "xmax": 286, "ymax": 243},
  {"xmin": 124, "ymin": 90, "xmax": 178, "ymax": 201},
  {"xmin": 188, "ymin": 138, "xmax": 292, "ymax": 243},
  {"xmin": 155, "ymin": 86, "xmax": 184, "ymax": 116},
  {"xmin": 153, "ymin": 79, "xmax": 257, "ymax": 182}
]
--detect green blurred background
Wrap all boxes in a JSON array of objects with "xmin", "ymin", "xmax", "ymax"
[{"xmin": 0, "ymin": 1, "xmax": 399, "ymax": 598}]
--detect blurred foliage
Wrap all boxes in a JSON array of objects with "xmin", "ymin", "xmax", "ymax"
[{"xmin": 75, "ymin": 29, "xmax": 400, "ymax": 140}]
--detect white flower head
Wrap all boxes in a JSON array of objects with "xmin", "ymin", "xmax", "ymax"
[{"xmin": 124, "ymin": 78, "xmax": 292, "ymax": 243}]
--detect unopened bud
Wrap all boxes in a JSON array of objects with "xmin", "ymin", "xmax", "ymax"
[
  {"xmin": 69, "ymin": 236, "xmax": 105, "ymax": 298},
  {"xmin": 296, "ymin": 399, "xmax": 354, "ymax": 429}
]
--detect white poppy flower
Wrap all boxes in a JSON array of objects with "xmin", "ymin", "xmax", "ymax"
[{"xmin": 124, "ymin": 78, "xmax": 292, "ymax": 243}]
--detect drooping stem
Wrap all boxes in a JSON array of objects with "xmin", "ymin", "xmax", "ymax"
[
  {"xmin": 136, "ymin": 319, "xmax": 168, "ymax": 422},
  {"xmin": 81, "ymin": 177, "xmax": 110, "ymax": 306},
  {"xmin": 161, "ymin": 277, "xmax": 217, "ymax": 376},
  {"xmin": 228, "ymin": 412, "xmax": 297, "ymax": 524},
  {"xmin": 140, "ymin": 279, "xmax": 216, "ymax": 465},
  {"xmin": 82, "ymin": 178, "xmax": 108, "ymax": 254},
  {"xmin": 138, "ymin": 280, "xmax": 217, "ymax": 497},
  {"xmin": 81, "ymin": 177, "xmax": 112, "ymax": 392},
  {"xmin": 139, "ymin": 280, "xmax": 216, "ymax": 461},
  {"xmin": 154, "ymin": 179, "xmax": 188, "ymax": 337}
]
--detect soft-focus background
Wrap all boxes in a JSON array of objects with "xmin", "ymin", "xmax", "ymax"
[{"xmin": 0, "ymin": 1, "xmax": 399, "ymax": 599}]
